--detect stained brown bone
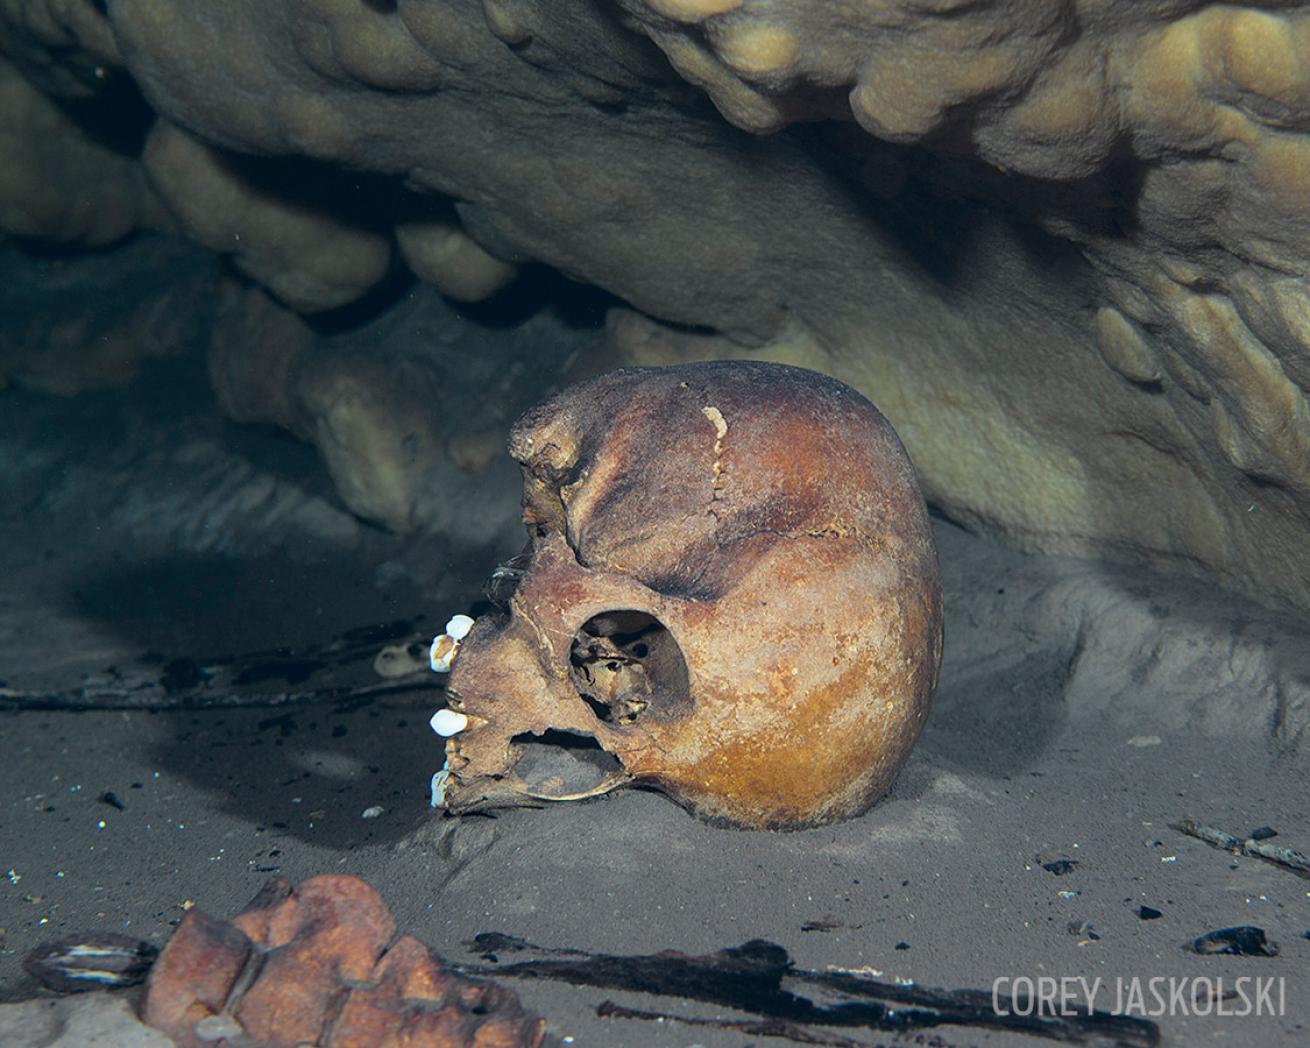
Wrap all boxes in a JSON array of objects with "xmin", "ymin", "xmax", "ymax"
[{"xmin": 444, "ymin": 360, "xmax": 943, "ymax": 829}]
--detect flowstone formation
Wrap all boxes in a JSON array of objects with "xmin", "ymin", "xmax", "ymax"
[{"xmin": 3, "ymin": 0, "xmax": 1310, "ymax": 613}]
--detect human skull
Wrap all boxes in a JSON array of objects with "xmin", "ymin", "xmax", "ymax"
[{"xmin": 432, "ymin": 361, "xmax": 942, "ymax": 829}]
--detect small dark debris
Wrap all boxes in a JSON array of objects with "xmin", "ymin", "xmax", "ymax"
[
  {"xmin": 253, "ymin": 865, "xmax": 282, "ymax": 873},
  {"xmin": 258, "ymin": 714, "xmax": 298, "ymax": 737},
  {"xmin": 1068, "ymin": 919, "xmax": 1101, "ymax": 941},
  {"xmin": 800, "ymin": 918, "xmax": 843, "ymax": 933},
  {"xmin": 1137, "ymin": 906, "xmax": 1163, "ymax": 920},
  {"xmin": 98, "ymin": 791, "xmax": 125, "ymax": 812},
  {"xmin": 1248, "ymin": 826, "xmax": 1278, "ymax": 841},
  {"xmin": 470, "ymin": 932, "xmax": 530, "ymax": 956},
  {"xmin": 242, "ymin": 646, "xmax": 293, "ymax": 661},
  {"xmin": 130, "ymin": 782, "xmax": 143, "ymax": 789},
  {"xmin": 1042, "ymin": 859, "xmax": 1079, "ymax": 876},
  {"xmin": 160, "ymin": 658, "xmax": 204, "ymax": 692},
  {"xmin": 236, "ymin": 659, "xmax": 324, "ymax": 686},
  {"xmin": 1190, "ymin": 926, "xmax": 1278, "ymax": 957},
  {"xmin": 25, "ymin": 934, "xmax": 158, "ymax": 992},
  {"xmin": 894, "ymin": 941, "xmax": 910, "ymax": 951}
]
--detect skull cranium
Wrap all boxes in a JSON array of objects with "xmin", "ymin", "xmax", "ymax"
[{"xmin": 435, "ymin": 361, "xmax": 942, "ymax": 830}]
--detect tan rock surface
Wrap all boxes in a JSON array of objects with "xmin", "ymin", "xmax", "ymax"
[
  {"xmin": 142, "ymin": 122, "xmax": 393, "ymax": 314},
  {"xmin": 0, "ymin": 995, "xmax": 174, "ymax": 1048},
  {"xmin": 3, "ymin": 0, "xmax": 1309, "ymax": 611},
  {"xmin": 0, "ymin": 56, "xmax": 159, "ymax": 245}
]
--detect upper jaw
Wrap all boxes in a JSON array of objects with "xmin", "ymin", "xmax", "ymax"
[{"xmin": 439, "ymin": 774, "xmax": 544, "ymax": 814}]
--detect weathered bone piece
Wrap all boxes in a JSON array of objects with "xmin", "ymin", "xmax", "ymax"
[{"xmin": 438, "ymin": 361, "xmax": 942, "ymax": 829}]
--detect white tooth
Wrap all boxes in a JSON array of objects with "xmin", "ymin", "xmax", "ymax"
[
  {"xmin": 429, "ymin": 766, "xmax": 450, "ymax": 808},
  {"xmin": 429, "ymin": 634, "xmax": 458, "ymax": 673},
  {"xmin": 430, "ymin": 708, "xmax": 469, "ymax": 737},
  {"xmin": 445, "ymin": 614, "xmax": 475, "ymax": 640}
]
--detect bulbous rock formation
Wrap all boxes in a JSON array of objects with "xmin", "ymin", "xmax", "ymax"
[
  {"xmin": 141, "ymin": 875, "xmax": 545, "ymax": 1048},
  {"xmin": 3, "ymin": 0, "xmax": 1310, "ymax": 615}
]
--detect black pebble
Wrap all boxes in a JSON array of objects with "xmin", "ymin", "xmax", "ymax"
[
  {"xmin": 894, "ymin": 942, "xmax": 910, "ymax": 951},
  {"xmin": 98, "ymin": 791, "xmax": 125, "ymax": 812},
  {"xmin": 1042, "ymin": 859, "xmax": 1079, "ymax": 876},
  {"xmin": 160, "ymin": 658, "xmax": 203, "ymax": 692},
  {"xmin": 1137, "ymin": 906, "xmax": 1163, "ymax": 920},
  {"xmin": 1190, "ymin": 926, "xmax": 1278, "ymax": 957}
]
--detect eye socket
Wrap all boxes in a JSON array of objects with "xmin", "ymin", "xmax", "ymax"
[{"xmin": 568, "ymin": 610, "xmax": 691, "ymax": 725}]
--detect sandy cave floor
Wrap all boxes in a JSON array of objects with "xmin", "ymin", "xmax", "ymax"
[{"xmin": 1, "ymin": 278, "xmax": 1309, "ymax": 1047}]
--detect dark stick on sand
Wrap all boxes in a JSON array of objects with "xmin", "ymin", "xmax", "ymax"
[
  {"xmin": 459, "ymin": 934, "xmax": 1160, "ymax": 1047},
  {"xmin": 1174, "ymin": 818, "xmax": 1310, "ymax": 878}
]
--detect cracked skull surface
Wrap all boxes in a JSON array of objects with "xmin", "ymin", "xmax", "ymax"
[{"xmin": 432, "ymin": 361, "xmax": 942, "ymax": 829}]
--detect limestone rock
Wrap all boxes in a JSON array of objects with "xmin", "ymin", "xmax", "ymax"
[
  {"xmin": 141, "ymin": 875, "xmax": 545, "ymax": 1048},
  {"xmin": 2, "ymin": 0, "xmax": 1309, "ymax": 612},
  {"xmin": 142, "ymin": 121, "xmax": 393, "ymax": 314},
  {"xmin": 0, "ymin": 56, "xmax": 159, "ymax": 245}
]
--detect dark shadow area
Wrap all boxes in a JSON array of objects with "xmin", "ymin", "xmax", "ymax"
[
  {"xmin": 302, "ymin": 259, "xmax": 420, "ymax": 337},
  {"xmin": 901, "ymin": 514, "xmax": 1080, "ymax": 780},
  {"xmin": 453, "ymin": 261, "xmax": 622, "ymax": 331},
  {"xmin": 920, "ymin": 648, "xmax": 1076, "ymax": 777},
  {"xmin": 51, "ymin": 65, "xmax": 156, "ymax": 157},
  {"xmin": 511, "ymin": 730, "xmax": 624, "ymax": 795},
  {"xmin": 68, "ymin": 550, "xmax": 423, "ymax": 659},
  {"xmin": 794, "ymin": 119, "xmax": 1146, "ymax": 296},
  {"xmin": 144, "ymin": 696, "xmax": 441, "ymax": 849}
]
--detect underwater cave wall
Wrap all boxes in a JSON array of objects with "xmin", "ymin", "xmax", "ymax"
[{"xmin": 2, "ymin": 0, "xmax": 1310, "ymax": 614}]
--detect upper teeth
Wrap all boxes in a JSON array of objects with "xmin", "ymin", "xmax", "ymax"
[
  {"xmin": 429, "ymin": 635, "xmax": 458, "ymax": 672},
  {"xmin": 429, "ymin": 614, "xmax": 476, "ymax": 673},
  {"xmin": 445, "ymin": 614, "xmax": 475, "ymax": 640},
  {"xmin": 430, "ymin": 708, "xmax": 469, "ymax": 737}
]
